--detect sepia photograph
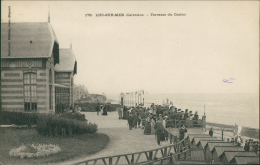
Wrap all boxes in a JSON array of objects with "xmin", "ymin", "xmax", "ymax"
[{"xmin": 1, "ymin": 1, "xmax": 259, "ymax": 164}]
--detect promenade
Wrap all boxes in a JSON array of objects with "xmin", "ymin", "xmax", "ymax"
[{"xmin": 58, "ymin": 112, "xmax": 171, "ymax": 165}]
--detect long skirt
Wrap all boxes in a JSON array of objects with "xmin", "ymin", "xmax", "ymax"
[
  {"xmin": 151, "ymin": 121, "xmax": 156, "ymax": 134},
  {"xmin": 133, "ymin": 117, "xmax": 138, "ymax": 128},
  {"xmin": 144, "ymin": 122, "xmax": 151, "ymax": 134},
  {"xmin": 123, "ymin": 111, "xmax": 127, "ymax": 119},
  {"xmin": 102, "ymin": 109, "xmax": 107, "ymax": 115},
  {"xmin": 156, "ymin": 130, "xmax": 164, "ymax": 145}
]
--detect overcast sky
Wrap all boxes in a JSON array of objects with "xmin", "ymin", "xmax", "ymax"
[{"xmin": 1, "ymin": 1, "xmax": 259, "ymax": 95}]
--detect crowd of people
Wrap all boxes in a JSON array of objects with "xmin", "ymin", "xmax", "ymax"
[
  {"xmin": 118, "ymin": 103, "xmax": 201, "ymax": 128},
  {"xmin": 244, "ymin": 139, "xmax": 259, "ymax": 155},
  {"xmin": 118, "ymin": 103, "xmax": 196, "ymax": 145}
]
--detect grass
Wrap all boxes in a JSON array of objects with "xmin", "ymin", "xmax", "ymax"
[{"xmin": 0, "ymin": 127, "xmax": 110, "ymax": 165}]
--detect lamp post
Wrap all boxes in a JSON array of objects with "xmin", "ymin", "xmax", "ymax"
[
  {"xmin": 120, "ymin": 93, "xmax": 124, "ymax": 106},
  {"xmin": 221, "ymin": 125, "xmax": 224, "ymax": 140}
]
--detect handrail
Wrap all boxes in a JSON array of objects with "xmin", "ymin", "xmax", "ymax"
[{"xmin": 73, "ymin": 129, "xmax": 191, "ymax": 165}]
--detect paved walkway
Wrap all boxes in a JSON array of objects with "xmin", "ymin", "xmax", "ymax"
[{"xmin": 57, "ymin": 112, "xmax": 171, "ymax": 165}]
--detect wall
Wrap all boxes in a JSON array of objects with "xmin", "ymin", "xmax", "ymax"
[
  {"xmin": 1, "ymin": 58, "xmax": 55, "ymax": 113},
  {"xmin": 219, "ymin": 155, "xmax": 229, "ymax": 164},
  {"xmin": 205, "ymin": 146, "xmax": 213, "ymax": 163},
  {"xmin": 1, "ymin": 68, "xmax": 24, "ymax": 111},
  {"xmin": 212, "ymin": 150, "xmax": 220, "ymax": 163}
]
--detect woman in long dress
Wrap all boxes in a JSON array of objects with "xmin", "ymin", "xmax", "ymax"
[
  {"xmin": 102, "ymin": 105, "xmax": 107, "ymax": 115},
  {"xmin": 144, "ymin": 115, "xmax": 151, "ymax": 135},
  {"xmin": 150, "ymin": 115, "xmax": 156, "ymax": 134}
]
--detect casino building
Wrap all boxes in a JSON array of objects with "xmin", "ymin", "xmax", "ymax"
[{"xmin": 1, "ymin": 22, "xmax": 77, "ymax": 113}]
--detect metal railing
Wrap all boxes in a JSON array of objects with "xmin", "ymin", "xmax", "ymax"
[
  {"xmin": 141, "ymin": 119, "xmax": 203, "ymax": 128},
  {"xmin": 73, "ymin": 130, "xmax": 191, "ymax": 165},
  {"xmin": 166, "ymin": 119, "xmax": 203, "ymax": 128}
]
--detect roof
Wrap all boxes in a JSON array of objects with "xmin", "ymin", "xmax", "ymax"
[
  {"xmin": 54, "ymin": 49, "xmax": 77, "ymax": 74},
  {"xmin": 198, "ymin": 140, "xmax": 224, "ymax": 149},
  {"xmin": 214, "ymin": 146, "xmax": 244, "ymax": 158},
  {"xmin": 1, "ymin": 22, "xmax": 59, "ymax": 61},
  {"xmin": 189, "ymin": 134, "xmax": 211, "ymax": 142},
  {"xmin": 190, "ymin": 149, "xmax": 205, "ymax": 161},
  {"xmin": 230, "ymin": 156, "xmax": 259, "ymax": 164},
  {"xmin": 193, "ymin": 137, "xmax": 219, "ymax": 145},
  {"xmin": 206, "ymin": 142, "xmax": 236, "ymax": 152},
  {"xmin": 220, "ymin": 151, "xmax": 256, "ymax": 162}
]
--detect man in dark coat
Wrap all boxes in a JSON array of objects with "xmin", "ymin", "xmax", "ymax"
[
  {"xmin": 127, "ymin": 113, "xmax": 134, "ymax": 130},
  {"xmin": 154, "ymin": 118, "xmax": 164, "ymax": 145},
  {"xmin": 96, "ymin": 103, "xmax": 100, "ymax": 115},
  {"xmin": 123, "ymin": 106, "xmax": 127, "ymax": 119},
  {"xmin": 179, "ymin": 125, "xmax": 187, "ymax": 150},
  {"xmin": 209, "ymin": 128, "xmax": 213, "ymax": 137},
  {"xmin": 133, "ymin": 112, "xmax": 138, "ymax": 128}
]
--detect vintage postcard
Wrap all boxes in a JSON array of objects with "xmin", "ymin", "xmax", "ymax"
[{"xmin": 1, "ymin": 1, "xmax": 259, "ymax": 164}]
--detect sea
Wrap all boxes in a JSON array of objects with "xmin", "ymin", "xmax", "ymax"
[{"xmin": 106, "ymin": 93, "xmax": 259, "ymax": 129}]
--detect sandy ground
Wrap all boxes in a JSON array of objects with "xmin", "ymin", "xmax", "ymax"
[{"xmin": 55, "ymin": 112, "xmax": 172, "ymax": 165}]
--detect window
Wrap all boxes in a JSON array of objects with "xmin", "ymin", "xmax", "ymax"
[
  {"xmin": 49, "ymin": 69, "xmax": 53, "ymax": 110},
  {"xmin": 49, "ymin": 85, "xmax": 52, "ymax": 110},
  {"xmin": 24, "ymin": 72, "xmax": 37, "ymax": 111}
]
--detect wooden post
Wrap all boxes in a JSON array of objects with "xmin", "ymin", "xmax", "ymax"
[
  {"xmin": 131, "ymin": 154, "xmax": 134, "ymax": 163},
  {"xmin": 149, "ymin": 151, "xmax": 153, "ymax": 160},
  {"xmin": 170, "ymin": 153, "xmax": 176, "ymax": 164},
  {"xmin": 164, "ymin": 148, "xmax": 167, "ymax": 157},
  {"xmin": 109, "ymin": 157, "xmax": 112, "ymax": 165}
]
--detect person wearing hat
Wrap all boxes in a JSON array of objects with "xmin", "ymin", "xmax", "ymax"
[
  {"xmin": 132, "ymin": 111, "xmax": 138, "ymax": 128},
  {"xmin": 179, "ymin": 125, "xmax": 187, "ymax": 150},
  {"xmin": 144, "ymin": 113, "xmax": 152, "ymax": 134},
  {"xmin": 151, "ymin": 114, "xmax": 157, "ymax": 134},
  {"xmin": 163, "ymin": 115, "xmax": 168, "ymax": 141},
  {"xmin": 127, "ymin": 113, "xmax": 134, "ymax": 130},
  {"xmin": 118, "ymin": 106, "xmax": 123, "ymax": 119},
  {"xmin": 184, "ymin": 109, "xmax": 189, "ymax": 120},
  {"xmin": 192, "ymin": 111, "xmax": 199, "ymax": 127},
  {"xmin": 209, "ymin": 128, "xmax": 213, "ymax": 137},
  {"xmin": 154, "ymin": 118, "xmax": 164, "ymax": 145},
  {"xmin": 96, "ymin": 103, "xmax": 101, "ymax": 115}
]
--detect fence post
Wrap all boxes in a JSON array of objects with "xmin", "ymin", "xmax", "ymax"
[
  {"xmin": 149, "ymin": 151, "xmax": 153, "ymax": 161},
  {"xmin": 170, "ymin": 153, "xmax": 176, "ymax": 164},
  {"xmin": 131, "ymin": 154, "xmax": 134, "ymax": 163}
]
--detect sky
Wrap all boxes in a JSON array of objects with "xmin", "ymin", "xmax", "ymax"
[{"xmin": 1, "ymin": 1, "xmax": 259, "ymax": 95}]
